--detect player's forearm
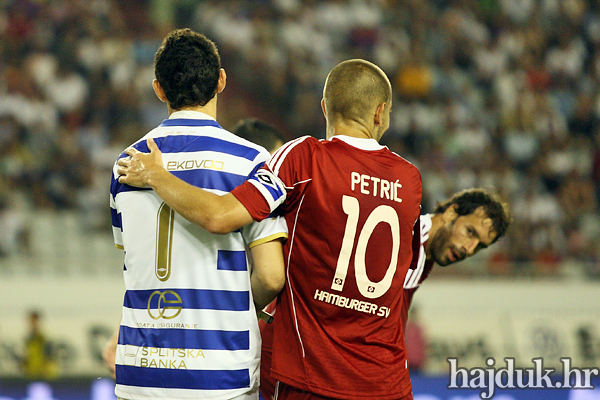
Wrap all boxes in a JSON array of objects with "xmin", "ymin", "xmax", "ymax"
[
  {"xmin": 252, "ymin": 275, "xmax": 283, "ymax": 311},
  {"xmin": 146, "ymin": 167, "xmax": 253, "ymax": 234},
  {"xmin": 103, "ymin": 326, "xmax": 119, "ymax": 378},
  {"xmin": 250, "ymin": 240, "xmax": 286, "ymax": 310}
]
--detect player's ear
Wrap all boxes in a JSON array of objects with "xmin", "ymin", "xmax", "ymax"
[
  {"xmin": 152, "ymin": 79, "xmax": 167, "ymax": 102},
  {"xmin": 217, "ymin": 68, "xmax": 227, "ymax": 93},
  {"xmin": 321, "ymin": 98, "xmax": 327, "ymax": 117},
  {"xmin": 442, "ymin": 204, "xmax": 458, "ymax": 222},
  {"xmin": 374, "ymin": 102, "xmax": 386, "ymax": 126}
]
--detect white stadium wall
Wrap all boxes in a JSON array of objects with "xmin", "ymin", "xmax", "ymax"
[
  {"xmin": 0, "ymin": 276, "xmax": 125, "ymax": 378},
  {"xmin": 0, "ymin": 275, "xmax": 598, "ymax": 377},
  {"xmin": 413, "ymin": 280, "xmax": 600, "ymax": 374}
]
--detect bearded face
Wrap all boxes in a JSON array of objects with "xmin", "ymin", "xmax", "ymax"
[
  {"xmin": 428, "ymin": 206, "xmax": 498, "ymax": 267},
  {"xmin": 428, "ymin": 219, "xmax": 462, "ymax": 266}
]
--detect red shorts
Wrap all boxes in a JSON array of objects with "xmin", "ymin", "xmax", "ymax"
[{"xmin": 259, "ymin": 348, "xmax": 276, "ymax": 400}]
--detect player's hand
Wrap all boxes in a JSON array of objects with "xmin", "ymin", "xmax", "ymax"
[
  {"xmin": 257, "ymin": 309, "xmax": 274, "ymax": 324},
  {"xmin": 102, "ymin": 332, "xmax": 118, "ymax": 379},
  {"xmin": 117, "ymin": 138, "xmax": 164, "ymax": 187}
]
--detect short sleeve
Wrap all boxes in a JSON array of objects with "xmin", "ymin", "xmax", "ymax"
[
  {"xmin": 110, "ymin": 183, "xmax": 124, "ymax": 250},
  {"xmin": 242, "ymin": 215, "xmax": 288, "ymax": 248},
  {"xmin": 231, "ymin": 136, "xmax": 316, "ymax": 221}
]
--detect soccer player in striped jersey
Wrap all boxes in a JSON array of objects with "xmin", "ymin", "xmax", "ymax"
[
  {"xmin": 117, "ymin": 59, "xmax": 422, "ymax": 400},
  {"xmin": 109, "ymin": 29, "xmax": 287, "ymax": 400}
]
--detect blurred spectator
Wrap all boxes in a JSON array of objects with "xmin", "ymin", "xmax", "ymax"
[
  {"xmin": 2, "ymin": 0, "xmax": 600, "ymax": 277},
  {"xmin": 21, "ymin": 310, "xmax": 58, "ymax": 380},
  {"xmin": 558, "ymin": 169, "xmax": 597, "ymax": 223},
  {"xmin": 0, "ymin": 193, "xmax": 30, "ymax": 257}
]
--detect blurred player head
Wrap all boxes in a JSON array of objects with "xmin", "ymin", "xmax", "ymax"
[
  {"xmin": 28, "ymin": 309, "xmax": 42, "ymax": 333},
  {"xmin": 232, "ymin": 118, "xmax": 285, "ymax": 154},
  {"xmin": 153, "ymin": 28, "xmax": 225, "ymax": 111},
  {"xmin": 427, "ymin": 188, "xmax": 511, "ymax": 266},
  {"xmin": 322, "ymin": 59, "xmax": 392, "ymax": 141}
]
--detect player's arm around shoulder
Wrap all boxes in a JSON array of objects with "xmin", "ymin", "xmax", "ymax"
[
  {"xmin": 117, "ymin": 138, "xmax": 254, "ymax": 233},
  {"xmin": 230, "ymin": 139, "xmax": 313, "ymax": 222}
]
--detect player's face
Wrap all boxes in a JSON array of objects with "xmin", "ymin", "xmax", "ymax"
[{"xmin": 429, "ymin": 206, "xmax": 497, "ymax": 266}]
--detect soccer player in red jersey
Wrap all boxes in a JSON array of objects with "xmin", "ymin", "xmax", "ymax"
[
  {"xmin": 259, "ymin": 188, "xmax": 511, "ymax": 399},
  {"xmin": 401, "ymin": 188, "xmax": 511, "ymax": 318},
  {"xmin": 117, "ymin": 59, "xmax": 422, "ymax": 400}
]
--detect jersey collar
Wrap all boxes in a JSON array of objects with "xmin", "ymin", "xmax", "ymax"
[
  {"xmin": 330, "ymin": 135, "xmax": 386, "ymax": 151},
  {"xmin": 168, "ymin": 110, "xmax": 215, "ymax": 121}
]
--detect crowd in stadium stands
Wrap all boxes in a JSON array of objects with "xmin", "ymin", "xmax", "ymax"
[{"xmin": 1, "ymin": 0, "xmax": 600, "ymax": 278}]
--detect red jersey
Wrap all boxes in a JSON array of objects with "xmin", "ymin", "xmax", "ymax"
[
  {"xmin": 260, "ymin": 214, "xmax": 435, "ymax": 400},
  {"xmin": 233, "ymin": 135, "xmax": 422, "ymax": 400},
  {"xmin": 258, "ymin": 302, "xmax": 277, "ymax": 400},
  {"xmin": 401, "ymin": 214, "xmax": 435, "ymax": 332}
]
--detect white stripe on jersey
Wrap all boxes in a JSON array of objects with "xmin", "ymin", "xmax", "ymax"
[
  {"xmin": 116, "ymin": 344, "xmax": 254, "ymax": 371},
  {"xmin": 285, "ymin": 194, "xmax": 307, "ymax": 359},
  {"xmin": 120, "ymin": 307, "xmax": 252, "ymax": 332},
  {"xmin": 161, "ymin": 150, "xmax": 262, "ymax": 179},
  {"xmin": 267, "ymin": 136, "xmax": 309, "ymax": 178},
  {"xmin": 115, "ymin": 385, "xmax": 257, "ymax": 400},
  {"xmin": 248, "ymin": 178, "xmax": 287, "ymax": 213},
  {"xmin": 403, "ymin": 214, "xmax": 432, "ymax": 289}
]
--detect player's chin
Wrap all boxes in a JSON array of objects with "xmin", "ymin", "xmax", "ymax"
[
  {"xmin": 438, "ymin": 259, "xmax": 452, "ymax": 267},
  {"xmin": 434, "ymin": 254, "xmax": 451, "ymax": 267}
]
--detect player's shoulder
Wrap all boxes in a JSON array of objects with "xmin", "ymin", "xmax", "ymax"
[
  {"xmin": 387, "ymin": 149, "xmax": 422, "ymax": 185},
  {"xmin": 420, "ymin": 214, "xmax": 433, "ymax": 242},
  {"xmin": 385, "ymin": 147, "xmax": 419, "ymax": 169},
  {"xmin": 112, "ymin": 128, "xmax": 156, "ymax": 167},
  {"xmin": 217, "ymin": 128, "xmax": 271, "ymax": 153},
  {"xmin": 267, "ymin": 135, "xmax": 317, "ymax": 165},
  {"xmin": 148, "ymin": 125, "xmax": 270, "ymax": 163},
  {"xmin": 218, "ymin": 130, "xmax": 271, "ymax": 162},
  {"xmin": 280, "ymin": 135, "xmax": 319, "ymax": 150}
]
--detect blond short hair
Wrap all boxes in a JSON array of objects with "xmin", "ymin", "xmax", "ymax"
[{"xmin": 323, "ymin": 59, "xmax": 392, "ymax": 123}]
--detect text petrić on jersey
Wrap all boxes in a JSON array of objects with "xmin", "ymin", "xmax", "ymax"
[
  {"xmin": 351, "ymin": 172, "xmax": 403, "ymax": 203},
  {"xmin": 314, "ymin": 289, "xmax": 391, "ymax": 318}
]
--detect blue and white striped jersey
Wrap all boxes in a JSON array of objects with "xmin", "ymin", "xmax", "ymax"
[{"xmin": 109, "ymin": 110, "xmax": 287, "ymax": 400}]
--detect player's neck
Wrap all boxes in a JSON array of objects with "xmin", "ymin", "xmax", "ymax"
[
  {"xmin": 326, "ymin": 120, "xmax": 377, "ymax": 141},
  {"xmin": 167, "ymin": 96, "xmax": 218, "ymax": 120}
]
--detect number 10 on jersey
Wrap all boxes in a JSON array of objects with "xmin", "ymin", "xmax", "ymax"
[{"xmin": 331, "ymin": 195, "xmax": 400, "ymax": 299}]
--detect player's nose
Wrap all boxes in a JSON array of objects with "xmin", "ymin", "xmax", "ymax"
[{"xmin": 464, "ymin": 239, "xmax": 479, "ymax": 256}]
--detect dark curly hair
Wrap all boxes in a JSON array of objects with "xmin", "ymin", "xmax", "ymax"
[
  {"xmin": 154, "ymin": 28, "xmax": 221, "ymax": 110},
  {"xmin": 433, "ymin": 188, "xmax": 512, "ymax": 243},
  {"xmin": 232, "ymin": 118, "xmax": 285, "ymax": 153}
]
